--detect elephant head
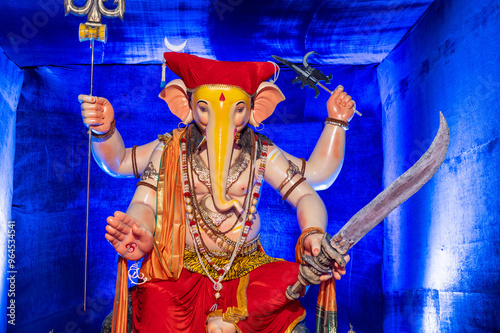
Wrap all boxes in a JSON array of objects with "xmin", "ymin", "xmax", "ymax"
[{"xmin": 160, "ymin": 79, "xmax": 285, "ymax": 213}]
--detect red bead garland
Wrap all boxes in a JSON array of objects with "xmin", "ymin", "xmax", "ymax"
[{"xmin": 180, "ymin": 129, "xmax": 268, "ymax": 308}]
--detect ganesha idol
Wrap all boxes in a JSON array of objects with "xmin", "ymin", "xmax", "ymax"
[{"xmin": 79, "ymin": 53, "xmax": 355, "ymax": 333}]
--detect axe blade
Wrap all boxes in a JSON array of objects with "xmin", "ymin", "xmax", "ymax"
[{"xmin": 272, "ymin": 53, "xmax": 333, "ymax": 99}]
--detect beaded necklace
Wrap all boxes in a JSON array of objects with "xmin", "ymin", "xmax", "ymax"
[
  {"xmin": 189, "ymin": 129, "xmax": 253, "ymax": 246},
  {"xmin": 180, "ymin": 128, "xmax": 268, "ymax": 309}
]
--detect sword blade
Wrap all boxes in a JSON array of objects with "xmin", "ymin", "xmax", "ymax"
[{"xmin": 331, "ymin": 112, "xmax": 450, "ymax": 253}]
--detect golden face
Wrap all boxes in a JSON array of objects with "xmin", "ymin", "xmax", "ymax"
[
  {"xmin": 191, "ymin": 85, "xmax": 251, "ymax": 133},
  {"xmin": 189, "ymin": 85, "xmax": 252, "ymax": 213}
]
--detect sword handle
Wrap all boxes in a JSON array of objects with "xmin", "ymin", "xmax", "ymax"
[
  {"xmin": 286, "ymin": 280, "xmax": 306, "ymax": 301},
  {"xmin": 286, "ymin": 234, "xmax": 349, "ymax": 300},
  {"xmin": 318, "ymin": 82, "xmax": 362, "ymax": 116},
  {"xmin": 286, "ymin": 261, "xmax": 319, "ymax": 300}
]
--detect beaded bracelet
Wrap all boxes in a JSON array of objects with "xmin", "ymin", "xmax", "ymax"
[
  {"xmin": 91, "ymin": 119, "xmax": 116, "ymax": 139},
  {"xmin": 325, "ymin": 117, "xmax": 349, "ymax": 131}
]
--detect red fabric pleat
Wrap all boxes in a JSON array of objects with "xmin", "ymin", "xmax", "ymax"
[{"xmin": 133, "ymin": 261, "xmax": 305, "ymax": 333}]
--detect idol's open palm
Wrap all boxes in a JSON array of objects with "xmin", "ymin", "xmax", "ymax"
[{"xmin": 105, "ymin": 211, "xmax": 153, "ymax": 260}]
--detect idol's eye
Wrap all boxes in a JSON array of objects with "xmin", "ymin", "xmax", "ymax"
[
  {"xmin": 197, "ymin": 102, "xmax": 208, "ymax": 113},
  {"xmin": 236, "ymin": 102, "xmax": 246, "ymax": 113}
]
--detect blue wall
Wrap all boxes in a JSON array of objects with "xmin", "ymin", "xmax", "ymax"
[
  {"xmin": 10, "ymin": 63, "xmax": 383, "ymax": 332},
  {"xmin": 0, "ymin": 50, "xmax": 23, "ymax": 333},
  {"xmin": 378, "ymin": 0, "xmax": 500, "ymax": 331}
]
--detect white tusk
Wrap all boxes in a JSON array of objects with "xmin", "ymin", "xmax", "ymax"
[{"xmin": 164, "ymin": 37, "xmax": 187, "ymax": 52}]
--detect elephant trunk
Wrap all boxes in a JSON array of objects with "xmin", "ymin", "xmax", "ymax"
[{"xmin": 206, "ymin": 107, "xmax": 243, "ymax": 214}]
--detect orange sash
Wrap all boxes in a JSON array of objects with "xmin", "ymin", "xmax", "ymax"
[
  {"xmin": 111, "ymin": 129, "xmax": 187, "ymax": 333},
  {"xmin": 140, "ymin": 128, "xmax": 187, "ymax": 281}
]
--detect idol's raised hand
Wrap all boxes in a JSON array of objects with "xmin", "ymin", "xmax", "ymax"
[
  {"xmin": 327, "ymin": 85, "xmax": 356, "ymax": 122},
  {"xmin": 79, "ymin": 94, "xmax": 115, "ymax": 134}
]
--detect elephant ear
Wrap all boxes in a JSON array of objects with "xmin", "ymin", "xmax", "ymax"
[
  {"xmin": 159, "ymin": 79, "xmax": 193, "ymax": 124},
  {"xmin": 249, "ymin": 82, "xmax": 285, "ymax": 127}
]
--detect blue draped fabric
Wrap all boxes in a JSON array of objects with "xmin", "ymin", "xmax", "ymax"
[
  {"xmin": 0, "ymin": 49, "xmax": 23, "ymax": 333},
  {"xmin": 2, "ymin": 0, "xmax": 499, "ymax": 332},
  {"xmin": 0, "ymin": 0, "xmax": 433, "ymax": 67},
  {"xmin": 378, "ymin": 0, "xmax": 500, "ymax": 331},
  {"xmin": 10, "ymin": 63, "xmax": 383, "ymax": 332}
]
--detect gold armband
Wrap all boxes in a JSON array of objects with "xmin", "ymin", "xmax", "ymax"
[
  {"xmin": 136, "ymin": 181, "xmax": 157, "ymax": 192},
  {"xmin": 131, "ymin": 145, "xmax": 139, "ymax": 179},
  {"xmin": 299, "ymin": 157, "xmax": 306, "ymax": 176},
  {"xmin": 281, "ymin": 177, "xmax": 306, "ymax": 201},
  {"xmin": 277, "ymin": 160, "xmax": 301, "ymax": 192},
  {"xmin": 141, "ymin": 162, "xmax": 158, "ymax": 182}
]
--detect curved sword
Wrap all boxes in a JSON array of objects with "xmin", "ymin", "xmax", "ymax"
[
  {"xmin": 331, "ymin": 112, "xmax": 449, "ymax": 253},
  {"xmin": 286, "ymin": 112, "xmax": 450, "ymax": 300}
]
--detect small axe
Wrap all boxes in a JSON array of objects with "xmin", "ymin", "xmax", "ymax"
[{"xmin": 272, "ymin": 52, "xmax": 362, "ymax": 116}]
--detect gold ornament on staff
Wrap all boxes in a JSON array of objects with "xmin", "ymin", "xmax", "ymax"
[{"xmin": 64, "ymin": 0, "xmax": 126, "ymax": 311}]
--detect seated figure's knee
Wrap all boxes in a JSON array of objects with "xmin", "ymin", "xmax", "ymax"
[{"xmin": 206, "ymin": 316, "xmax": 237, "ymax": 333}]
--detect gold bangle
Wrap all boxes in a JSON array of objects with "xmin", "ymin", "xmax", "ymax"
[
  {"xmin": 91, "ymin": 119, "xmax": 116, "ymax": 139},
  {"xmin": 325, "ymin": 117, "xmax": 349, "ymax": 130}
]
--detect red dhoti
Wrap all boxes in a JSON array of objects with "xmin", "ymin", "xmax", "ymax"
[{"xmin": 133, "ymin": 260, "xmax": 305, "ymax": 332}]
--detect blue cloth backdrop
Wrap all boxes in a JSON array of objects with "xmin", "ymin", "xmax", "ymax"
[
  {"xmin": 5, "ymin": 0, "xmax": 500, "ymax": 332},
  {"xmin": 10, "ymin": 62, "xmax": 383, "ymax": 332},
  {"xmin": 378, "ymin": 0, "xmax": 500, "ymax": 331},
  {"xmin": 0, "ymin": 0, "xmax": 433, "ymax": 67},
  {"xmin": 0, "ymin": 49, "xmax": 23, "ymax": 333}
]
